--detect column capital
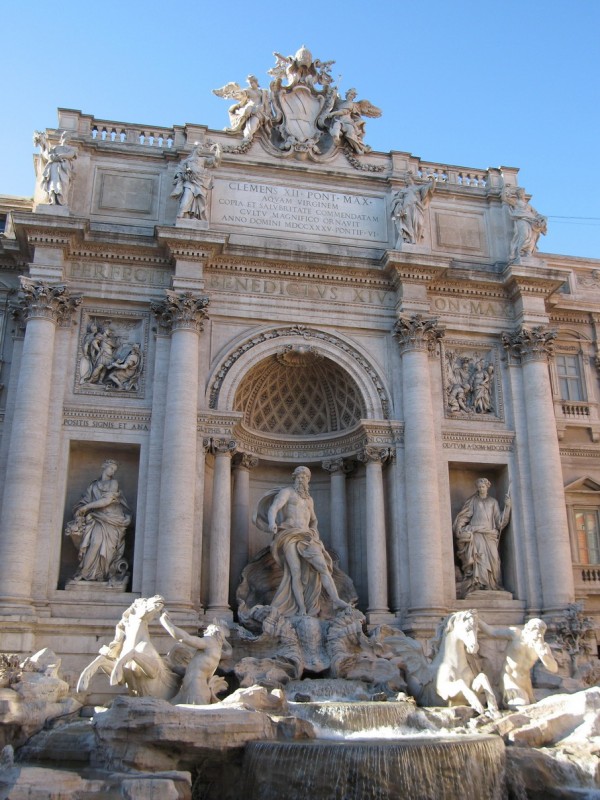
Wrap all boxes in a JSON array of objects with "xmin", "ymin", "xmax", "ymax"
[
  {"xmin": 204, "ymin": 437, "xmax": 237, "ymax": 456},
  {"xmin": 393, "ymin": 313, "xmax": 444, "ymax": 355},
  {"xmin": 16, "ymin": 277, "xmax": 81, "ymax": 325},
  {"xmin": 233, "ymin": 452, "xmax": 259, "ymax": 470},
  {"xmin": 502, "ymin": 325, "xmax": 557, "ymax": 363},
  {"xmin": 322, "ymin": 457, "xmax": 354, "ymax": 475},
  {"xmin": 151, "ymin": 290, "xmax": 210, "ymax": 333},
  {"xmin": 357, "ymin": 446, "xmax": 393, "ymax": 465}
]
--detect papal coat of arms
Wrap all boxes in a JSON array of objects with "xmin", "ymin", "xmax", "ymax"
[{"xmin": 213, "ymin": 46, "xmax": 381, "ymax": 163}]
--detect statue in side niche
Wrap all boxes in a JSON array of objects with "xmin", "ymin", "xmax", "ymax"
[
  {"xmin": 171, "ymin": 142, "xmax": 222, "ymax": 220},
  {"xmin": 65, "ymin": 460, "xmax": 132, "ymax": 585},
  {"xmin": 33, "ymin": 130, "xmax": 77, "ymax": 206},
  {"xmin": 453, "ymin": 478, "xmax": 511, "ymax": 596},
  {"xmin": 253, "ymin": 466, "xmax": 349, "ymax": 617},
  {"xmin": 212, "ymin": 75, "xmax": 272, "ymax": 143},
  {"xmin": 478, "ymin": 617, "xmax": 558, "ymax": 708},
  {"xmin": 502, "ymin": 186, "xmax": 547, "ymax": 263},
  {"xmin": 391, "ymin": 173, "xmax": 436, "ymax": 245}
]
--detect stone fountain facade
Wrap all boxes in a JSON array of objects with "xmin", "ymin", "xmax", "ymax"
[{"xmin": 0, "ymin": 46, "xmax": 599, "ymax": 696}]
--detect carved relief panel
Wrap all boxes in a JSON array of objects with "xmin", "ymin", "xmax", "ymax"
[
  {"xmin": 75, "ymin": 308, "xmax": 149, "ymax": 398},
  {"xmin": 441, "ymin": 341, "xmax": 503, "ymax": 422}
]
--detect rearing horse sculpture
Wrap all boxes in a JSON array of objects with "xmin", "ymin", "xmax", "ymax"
[
  {"xmin": 77, "ymin": 595, "xmax": 180, "ymax": 699},
  {"xmin": 383, "ymin": 609, "xmax": 498, "ymax": 715}
]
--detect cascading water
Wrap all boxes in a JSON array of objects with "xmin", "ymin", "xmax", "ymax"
[{"xmin": 241, "ymin": 702, "xmax": 506, "ymax": 800}]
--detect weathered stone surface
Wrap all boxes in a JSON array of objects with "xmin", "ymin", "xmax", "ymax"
[
  {"xmin": 17, "ymin": 720, "xmax": 96, "ymax": 764},
  {"xmin": 92, "ymin": 694, "xmax": 278, "ymax": 771},
  {"xmin": 481, "ymin": 689, "xmax": 600, "ymax": 798},
  {"xmin": 0, "ymin": 654, "xmax": 81, "ymax": 750},
  {"xmin": 218, "ymin": 684, "xmax": 288, "ymax": 713},
  {"xmin": 0, "ymin": 765, "xmax": 191, "ymax": 800},
  {"xmin": 505, "ymin": 747, "xmax": 600, "ymax": 800}
]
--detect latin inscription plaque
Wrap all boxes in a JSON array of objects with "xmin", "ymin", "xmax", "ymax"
[{"xmin": 211, "ymin": 179, "xmax": 388, "ymax": 245}]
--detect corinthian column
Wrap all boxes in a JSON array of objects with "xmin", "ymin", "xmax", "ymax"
[
  {"xmin": 322, "ymin": 458, "xmax": 352, "ymax": 573},
  {"xmin": 205, "ymin": 438, "xmax": 237, "ymax": 619},
  {"xmin": 230, "ymin": 452, "xmax": 259, "ymax": 606},
  {"xmin": 151, "ymin": 291, "xmax": 209, "ymax": 610},
  {"xmin": 0, "ymin": 278, "xmax": 80, "ymax": 611},
  {"xmin": 393, "ymin": 314, "xmax": 446, "ymax": 620},
  {"xmin": 357, "ymin": 446, "xmax": 392, "ymax": 621},
  {"xmin": 502, "ymin": 326, "xmax": 575, "ymax": 611}
]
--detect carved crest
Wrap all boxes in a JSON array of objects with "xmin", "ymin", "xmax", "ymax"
[{"xmin": 213, "ymin": 46, "xmax": 381, "ymax": 163}]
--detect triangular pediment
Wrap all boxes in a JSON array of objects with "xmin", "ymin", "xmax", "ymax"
[{"xmin": 564, "ymin": 476, "xmax": 600, "ymax": 493}]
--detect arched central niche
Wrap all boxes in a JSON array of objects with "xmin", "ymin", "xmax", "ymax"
[{"xmin": 234, "ymin": 346, "xmax": 366, "ymax": 436}]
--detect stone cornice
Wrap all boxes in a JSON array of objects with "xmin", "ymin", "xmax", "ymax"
[
  {"xmin": 501, "ymin": 263, "xmax": 570, "ymax": 301},
  {"xmin": 549, "ymin": 311, "xmax": 594, "ymax": 326},
  {"xmin": 208, "ymin": 257, "xmax": 391, "ymax": 289},
  {"xmin": 202, "ymin": 419, "xmax": 400, "ymax": 463},
  {"xmin": 197, "ymin": 411, "xmax": 244, "ymax": 438},
  {"xmin": 10, "ymin": 212, "xmax": 89, "ymax": 260},
  {"xmin": 382, "ymin": 250, "xmax": 450, "ymax": 290},
  {"xmin": 156, "ymin": 227, "xmax": 227, "ymax": 262},
  {"xmin": 559, "ymin": 446, "xmax": 600, "ymax": 459},
  {"xmin": 429, "ymin": 278, "xmax": 509, "ymax": 302},
  {"xmin": 442, "ymin": 430, "xmax": 515, "ymax": 451}
]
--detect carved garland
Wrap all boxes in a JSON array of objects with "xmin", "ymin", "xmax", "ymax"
[{"xmin": 209, "ymin": 325, "xmax": 390, "ymax": 418}]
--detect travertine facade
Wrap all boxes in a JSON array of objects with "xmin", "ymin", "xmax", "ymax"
[{"xmin": 0, "ymin": 48, "xmax": 599, "ymax": 676}]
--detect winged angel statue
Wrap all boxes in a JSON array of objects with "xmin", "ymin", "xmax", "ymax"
[
  {"xmin": 212, "ymin": 75, "xmax": 272, "ymax": 144},
  {"xmin": 213, "ymin": 46, "xmax": 381, "ymax": 160}
]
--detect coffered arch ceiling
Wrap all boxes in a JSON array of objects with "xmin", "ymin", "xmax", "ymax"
[{"xmin": 233, "ymin": 347, "xmax": 366, "ymax": 436}]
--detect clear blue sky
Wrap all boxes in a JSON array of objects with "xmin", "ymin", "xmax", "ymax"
[{"xmin": 1, "ymin": 0, "xmax": 598, "ymax": 260}]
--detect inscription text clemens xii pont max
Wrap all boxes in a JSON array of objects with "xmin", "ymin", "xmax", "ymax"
[{"xmin": 211, "ymin": 180, "xmax": 388, "ymax": 244}]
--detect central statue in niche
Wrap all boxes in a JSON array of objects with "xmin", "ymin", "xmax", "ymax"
[{"xmin": 254, "ymin": 466, "xmax": 349, "ymax": 617}]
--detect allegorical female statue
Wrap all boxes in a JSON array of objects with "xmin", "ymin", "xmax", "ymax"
[
  {"xmin": 453, "ymin": 477, "xmax": 511, "ymax": 597},
  {"xmin": 33, "ymin": 130, "xmax": 77, "ymax": 206},
  {"xmin": 65, "ymin": 460, "xmax": 132, "ymax": 586}
]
